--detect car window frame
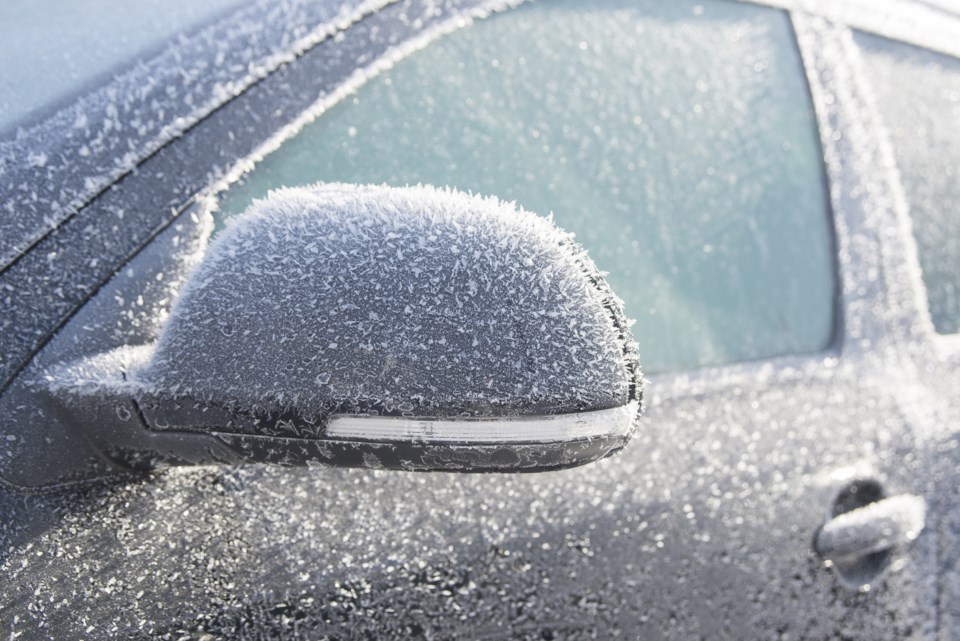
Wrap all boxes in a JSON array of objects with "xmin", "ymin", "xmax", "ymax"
[
  {"xmin": 2, "ymin": 0, "xmax": 955, "ymax": 402},
  {"xmin": 849, "ymin": 29, "xmax": 960, "ymax": 361}
]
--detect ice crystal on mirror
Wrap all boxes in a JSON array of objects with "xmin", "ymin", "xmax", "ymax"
[{"xmin": 136, "ymin": 183, "xmax": 639, "ymax": 423}]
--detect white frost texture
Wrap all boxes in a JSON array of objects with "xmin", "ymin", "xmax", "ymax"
[
  {"xmin": 816, "ymin": 495, "xmax": 927, "ymax": 562},
  {"xmin": 133, "ymin": 184, "xmax": 640, "ymax": 421}
]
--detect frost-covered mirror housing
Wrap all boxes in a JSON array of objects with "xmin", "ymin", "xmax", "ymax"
[{"xmin": 20, "ymin": 185, "xmax": 641, "ymax": 483}]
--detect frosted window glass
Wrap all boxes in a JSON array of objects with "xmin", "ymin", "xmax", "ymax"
[{"xmin": 218, "ymin": 0, "xmax": 836, "ymax": 373}]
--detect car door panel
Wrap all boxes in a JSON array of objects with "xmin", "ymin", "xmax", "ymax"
[{"xmin": 0, "ymin": 1, "xmax": 952, "ymax": 639}]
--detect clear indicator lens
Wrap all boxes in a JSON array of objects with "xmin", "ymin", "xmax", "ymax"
[{"xmin": 325, "ymin": 402, "xmax": 638, "ymax": 443}]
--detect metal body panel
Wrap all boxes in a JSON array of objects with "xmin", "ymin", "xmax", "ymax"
[{"xmin": 1, "ymin": 0, "xmax": 957, "ymax": 638}]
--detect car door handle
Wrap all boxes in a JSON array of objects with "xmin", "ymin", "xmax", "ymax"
[{"xmin": 814, "ymin": 494, "xmax": 926, "ymax": 562}]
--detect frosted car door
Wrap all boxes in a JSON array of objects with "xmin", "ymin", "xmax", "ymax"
[{"xmin": 0, "ymin": 2, "xmax": 940, "ymax": 639}]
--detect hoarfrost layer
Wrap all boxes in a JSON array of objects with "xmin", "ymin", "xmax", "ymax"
[{"xmin": 136, "ymin": 184, "xmax": 638, "ymax": 419}]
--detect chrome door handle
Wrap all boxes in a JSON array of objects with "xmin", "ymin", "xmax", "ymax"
[{"xmin": 815, "ymin": 494, "xmax": 926, "ymax": 563}]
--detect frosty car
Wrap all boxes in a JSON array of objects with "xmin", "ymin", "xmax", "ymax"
[{"xmin": 1, "ymin": 0, "xmax": 959, "ymax": 638}]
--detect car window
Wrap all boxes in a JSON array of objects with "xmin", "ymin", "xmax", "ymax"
[
  {"xmin": 0, "ymin": 0, "xmax": 250, "ymax": 133},
  {"xmin": 854, "ymin": 33, "xmax": 960, "ymax": 335},
  {"xmin": 216, "ymin": 0, "xmax": 836, "ymax": 374}
]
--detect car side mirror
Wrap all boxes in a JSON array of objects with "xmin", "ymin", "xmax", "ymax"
[{"xmin": 5, "ymin": 184, "xmax": 641, "ymax": 488}]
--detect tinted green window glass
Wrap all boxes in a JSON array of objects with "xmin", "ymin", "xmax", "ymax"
[
  {"xmin": 217, "ymin": 0, "xmax": 835, "ymax": 373},
  {"xmin": 855, "ymin": 33, "xmax": 960, "ymax": 335}
]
